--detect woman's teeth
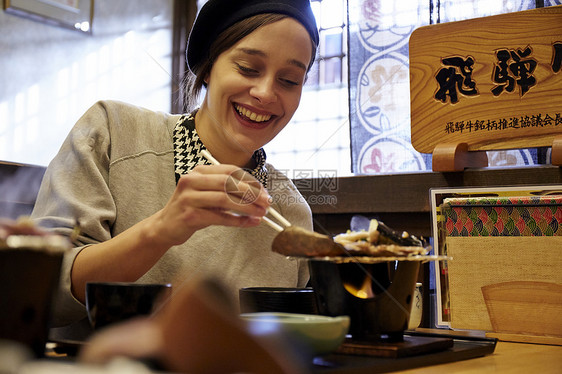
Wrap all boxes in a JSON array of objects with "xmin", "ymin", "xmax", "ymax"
[{"xmin": 235, "ymin": 104, "xmax": 271, "ymax": 122}]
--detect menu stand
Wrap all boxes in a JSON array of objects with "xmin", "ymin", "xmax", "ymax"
[
  {"xmin": 550, "ymin": 135, "xmax": 562, "ymax": 166},
  {"xmin": 431, "ymin": 142, "xmax": 488, "ymax": 172}
]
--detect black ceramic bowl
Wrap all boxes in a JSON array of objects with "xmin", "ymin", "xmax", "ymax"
[
  {"xmin": 239, "ymin": 287, "xmax": 318, "ymax": 314},
  {"xmin": 86, "ymin": 282, "xmax": 172, "ymax": 330}
]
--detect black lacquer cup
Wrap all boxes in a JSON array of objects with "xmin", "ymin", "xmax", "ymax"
[
  {"xmin": 239, "ymin": 287, "xmax": 318, "ymax": 315},
  {"xmin": 86, "ymin": 282, "xmax": 171, "ymax": 330}
]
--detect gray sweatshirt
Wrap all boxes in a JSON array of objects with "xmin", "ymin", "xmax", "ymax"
[{"xmin": 31, "ymin": 100, "xmax": 312, "ymax": 326}]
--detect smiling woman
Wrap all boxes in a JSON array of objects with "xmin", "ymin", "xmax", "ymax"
[
  {"xmin": 195, "ymin": 17, "xmax": 313, "ymax": 160},
  {"xmin": 30, "ymin": 0, "xmax": 320, "ymax": 334}
]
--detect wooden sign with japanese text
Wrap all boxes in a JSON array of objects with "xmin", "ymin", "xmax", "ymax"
[{"xmin": 409, "ymin": 5, "xmax": 562, "ymax": 154}]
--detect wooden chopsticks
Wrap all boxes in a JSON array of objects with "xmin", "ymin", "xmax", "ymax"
[{"xmin": 200, "ymin": 149, "xmax": 291, "ymax": 232}]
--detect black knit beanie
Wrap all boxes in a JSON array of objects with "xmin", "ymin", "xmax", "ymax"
[{"xmin": 186, "ymin": 0, "xmax": 319, "ymax": 74}]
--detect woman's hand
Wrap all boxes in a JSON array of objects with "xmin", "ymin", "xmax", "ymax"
[
  {"xmin": 147, "ymin": 164, "xmax": 271, "ymax": 248},
  {"xmin": 71, "ymin": 164, "xmax": 270, "ymax": 302}
]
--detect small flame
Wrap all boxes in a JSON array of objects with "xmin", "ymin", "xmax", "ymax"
[{"xmin": 344, "ymin": 275, "xmax": 375, "ymax": 299}]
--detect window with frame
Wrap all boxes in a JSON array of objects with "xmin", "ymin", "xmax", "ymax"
[
  {"xmin": 266, "ymin": 0, "xmax": 352, "ymax": 177},
  {"xmin": 307, "ymin": 0, "xmax": 348, "ymax": 87}
]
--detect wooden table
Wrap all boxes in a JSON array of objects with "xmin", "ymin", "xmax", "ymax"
[
  {"xmin": 41, "ymin": 331, "xmax": 562, "ymax": 374},
  {"xmin": 312, "ymin": 329, "xmax": 562, "ymax": 374},
  {"xmin": 394, "ymin": 341, "xmax": 562, "ymax": 373}
]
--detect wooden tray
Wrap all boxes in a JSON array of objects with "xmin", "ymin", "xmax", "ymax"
[
  {"xmin": 313, "ymin": 332, "xmax": 497, "ymax": 373},
  {"xmin": 336, "ymin": 335, "xmax": 453, "ymax": 358}
]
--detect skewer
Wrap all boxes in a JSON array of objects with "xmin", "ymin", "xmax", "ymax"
[{"xmin": 200, "ymin": 149, "xmax": 291, "ymax": 232}]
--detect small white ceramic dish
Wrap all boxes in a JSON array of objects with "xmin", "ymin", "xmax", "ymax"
[{"xmin": 240, "ymin": 312, "xmax": 350, "ymax": 355}]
